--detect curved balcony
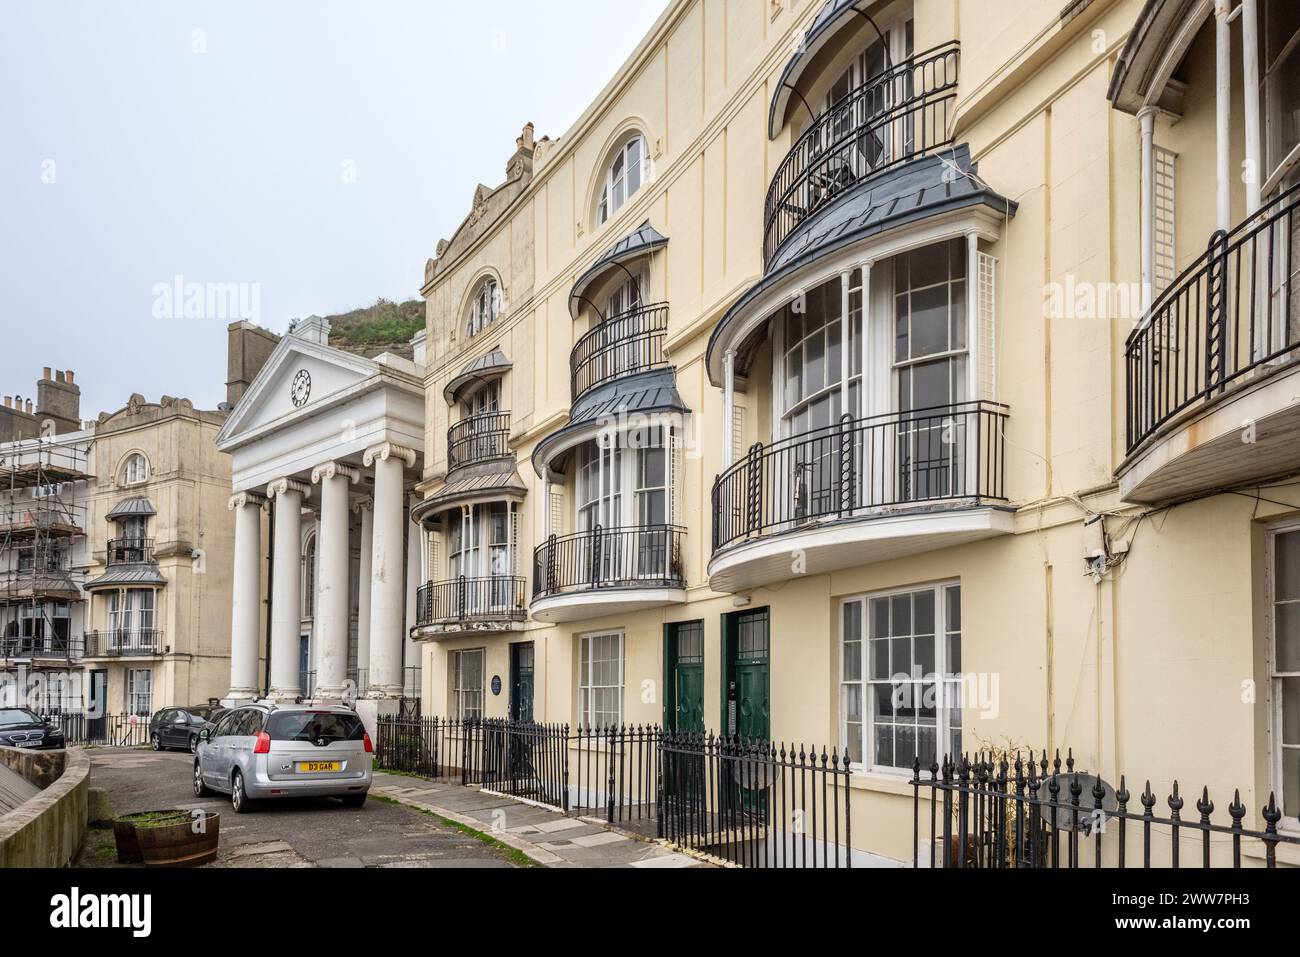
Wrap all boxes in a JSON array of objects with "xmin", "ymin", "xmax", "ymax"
[
  {"xmin": 83, "ymin": 630, "xmax": 163, "ymax": 658},
  {"xmin": 1122, "ymin": 181, "xmax": 1300, "ymax": 503},
  {"xmin": 107, "ymin": 538, "xmax": 154, "ymax": 566},
  {"xmin": 709, "ymin": 401, "xmax": 1011, "ymax": 592},
  {"xmin": 764, "ymin": 40, "xmax": 960, "ymax": 267},
  {"xmin": 413, "ymin": 576, "xmax": 528, "ymax": 639},
  {"xmin": 531, "ymin": 525, "xmax": 686, "ymax": 623},
  {"xmin": 571, "ymin": 302, "xmax": 669, "ymax": 401},
  {"xmin": 447, "ymin": 412, "xmax": 512, "ymax": 472}
]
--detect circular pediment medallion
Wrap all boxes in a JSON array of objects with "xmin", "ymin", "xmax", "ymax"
[{"xmin": 290, "ymin": 369, "xmax": 311, "ymax": 408}]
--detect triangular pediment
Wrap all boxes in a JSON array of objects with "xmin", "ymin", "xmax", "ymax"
[{"xmin": 216, "ymin": 334, "xmax": 380, "ymax": 450}]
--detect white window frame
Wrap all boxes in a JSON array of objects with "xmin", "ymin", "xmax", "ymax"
[
  {"xmin": 122, "ymin": 454, "xmax": 149, "ymax": 486},
  {"xmin": 578, "ymin": 630, "xmax": 625, "ymax": 729},
  {"xmin": 1262, "ymin": 0, "xmax": 1300, "ymax": 186},
  {"xmin": 1266, "ymin": 521, "xmax": 1300, "ymax": 831},
  {"xmin": 451, "ymin": 648, "xmax": 486, "ymax": 721},
  {"xmin": 597, "ymin": 135, "xmax": 649, "ymax": 227},
  {"xmin": 126, "ymin": 668, "xmax": 152, "ymax": 717},
  {"xmin": 302, "ymin": 531, "xmax": 317, "ymax": 619},
  {"xmin": 466, "ymin": 277, "xmax": 501, "ymax": 338},
  {"xmin": 839, "ymin": 580, "xmax": 962, "ymax": 775}
]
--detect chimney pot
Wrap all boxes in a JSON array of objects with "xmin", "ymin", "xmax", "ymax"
[
  {"xmin": 66, "ymin": 370, "xmax": 75, "ymax": 385},
  {"xmin": 2, "ymin": 397, "xmax": 10, "ymax": 409},
  {"xmin": 25, "ymin": 399, "xmax": 33, "ymax": 413},
  {"xmin": 55, "ymin": 370, "xmax": 65, "ymax": 383},
  {"xmin": 43, "ymin": 367, "xmax": 51, "ymax": 381}
]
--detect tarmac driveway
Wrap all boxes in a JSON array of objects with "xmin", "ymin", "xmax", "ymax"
[{"xmin": 82, "ymin": 748, "xmax": 521, "ymax": 868}]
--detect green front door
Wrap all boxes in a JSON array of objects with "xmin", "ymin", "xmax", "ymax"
[
  {"xmin": 723, "ymin": 609, "xmax": 770, "ymax": 740},
  {"xmin": 665, "ymin": 621, "xmax": 705, "ymax": 732},
  {"xmin": 510, "ymin": 642, "xmax": 534, "ymax": 723}
]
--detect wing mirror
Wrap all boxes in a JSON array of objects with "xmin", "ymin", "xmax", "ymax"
[{"xmin": 199, "ymin": 728, "xmax": 212, "ymax": 742}]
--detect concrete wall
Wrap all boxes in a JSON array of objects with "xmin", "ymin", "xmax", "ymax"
[{"xmin": 0, "ymin": 747, "xmax": 89, "ymax": 868}]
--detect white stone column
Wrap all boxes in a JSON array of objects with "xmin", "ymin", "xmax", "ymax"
[
  {"xmin": 404, "ymin": 496, "xmax": 422, "ymax": 697},
  {"xmin": 226, "ymin": 491, "xmax": 265, "ymax": 701},
  {"xmin": 266, "ymin": 478, "xmax": 310, "ymax": 701},
  {"xmin": 354, "ymin": 497, "xmax": 373, "ymax": 692},
  {"xmin": 860, "ymin": 261, "xmax": 873, "ymax": 418},
  {"xmin": 723, "ymin": 349, "xmax": 736, "ymax": 469},
  {"xmin": 1241, "ymin": 0, "xmax": 1261, "ymax": 216},
  {"xmin": 1138, "ymin": 107, "xmax": 1157, "ymax": 316},
  {"xmin": 1214, "ymin": 0, "xmax": 1231, "ymax": 231},
  {"xmin": 364, "ymin": 442, "xmax": 417, "ymax": 698},
  {"xmin": 311, "ymin": 462, "xmax": 358, "ymax": 699}
]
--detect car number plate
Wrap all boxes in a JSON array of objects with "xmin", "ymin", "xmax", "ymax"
[
  {"xmin": 298, "ymin": 761, "xmax": 341, "ymax": 773},
  {"xmin": 16, "ymin": 739, "xmax": 42, "ymax": 748}
]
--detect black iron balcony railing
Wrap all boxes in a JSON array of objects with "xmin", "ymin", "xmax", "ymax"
[
  {"xmin": 1126, "ymin": 180, "xmax": 1300, "ymax": 454},
  {"xmin": 571, "ymin": 302, "xmax": 670, "ymax": 401},
  {"xmin": 106, "ymin": 538, "xmax": 154, "ymax": 566},
  {"xmin": 533, "ymin": 525, "xmax": 686, "ymax": 600},
  {"xmin": 447, "ymin": 412, "xmax": 513, "ymax": 471},
  {"xmin": 711, "ymin": 401, "xmax": 1009, "ymax": 553},
  {"xmin": 83, "ymin": 629, "xmax": 163, "ymax": 658},
  {"xmin": 764, "ymin": 40, "xmax": 960, "ymax": 266},
  {"xmin": 0, "ymin": 635, "xmax": 82, "ymax": 661},
  {"xmin": 416, "ymin": 576, "xmax": 528, "ymax": 627}
]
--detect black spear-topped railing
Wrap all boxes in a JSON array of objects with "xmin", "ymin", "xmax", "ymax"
[{"xmin": 912, "ymin": 749, "xmax": 1300, "ymax": 868}]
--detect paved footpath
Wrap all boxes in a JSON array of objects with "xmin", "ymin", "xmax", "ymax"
[
  {"xmin": 371, "ymin": 772, "xmax": 706, "ymax": 868},
  {"xmin": 82, "ymin": 749, "xmax": 706, "ymax": 868}
]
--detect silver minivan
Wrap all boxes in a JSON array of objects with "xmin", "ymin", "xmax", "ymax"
[{"xmin": 194, "ymin": 703, "xmax": 372, "ymax": 813}]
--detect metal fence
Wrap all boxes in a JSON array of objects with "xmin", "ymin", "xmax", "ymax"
[
  {"xmin": 570, "ymin": 302, "xmax": 670, "ymax": 400},
  {"xmin": 533, "ymin": 525, "xmax": 686, "ymax": 600},
  {"xmin": 572, "ymin": 724, "xmax": 661, "ymax": 829},
  {"xmin": 659, "ymin": 732, "xmax": 853, "ymax": 868},
  {"xmin": 912, "ymin": 750, "xmax": 1300, "ymax": 868},
  {"xmin": 375, "ymin": 717, "xmax": 851, "ymax": 866},
  {"xmin": 47, "ymin": 711, "xmax": 151, "ymax": 748},
  {"xmin": 376, "ymin": 716, "xmax": 570, "ymax": 811}
]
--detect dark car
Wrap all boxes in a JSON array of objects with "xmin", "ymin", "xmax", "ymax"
[
  {"xmin": 0, "ymin": 707, "xmax": 67, "ymax": 750},
  {"xmin": 150, "ymin": 706, "xmax": 224, "ymax": 753}
]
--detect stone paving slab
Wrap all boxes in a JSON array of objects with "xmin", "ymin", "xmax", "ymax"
[{"xmin": 371, "ymin": 772, "xmax": 712, "ymax": 869}]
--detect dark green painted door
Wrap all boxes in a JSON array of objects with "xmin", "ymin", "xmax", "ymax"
[
  {"xmin": 724, "ymin": 609, "xmax": 770, "ymax": 740},
  {"xmin": 666, "ymin": 621, "xmax": 705, "ymax": 732},
  {"xmin": 510, "ymin": 642, "xmax": 534, "ymax": 723}
]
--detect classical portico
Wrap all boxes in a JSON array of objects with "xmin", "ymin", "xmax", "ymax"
[{"xmin": 215, "ymin": 317, "xmax": 426, "ymax": 714}]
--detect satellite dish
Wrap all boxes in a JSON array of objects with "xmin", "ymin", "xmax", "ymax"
[{"xmin": 1034, "ymin": 773, "xmax": 1119, "ymax": 832}]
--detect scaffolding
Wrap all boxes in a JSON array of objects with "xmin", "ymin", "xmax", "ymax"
[{"xmin": 0, "ymin": 435, "xmax": 92, "ymax": 712}]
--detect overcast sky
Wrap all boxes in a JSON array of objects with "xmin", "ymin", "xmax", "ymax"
[{"xmin": 0, "ymin": 0, "xmax": 668, "ymax": 420}]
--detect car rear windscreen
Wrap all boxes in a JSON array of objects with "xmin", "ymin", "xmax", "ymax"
[{"xmin": 265, "ymin": 712, "xmax": 365, "ymax": 743}]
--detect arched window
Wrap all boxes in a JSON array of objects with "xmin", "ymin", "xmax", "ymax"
[
  {"xmin": 597, "ymin": 135, "xmax": 650, "ymax": 226},
  {"xmin": 302, "ymin": 533, "xmax": 317, "ymax": 619},
  {"xmin": 466, "ymin": 277, "xmax": 502, "ymax": 338},
  {"xmin": 122, "ymin": 453, "xmax": 149, "ymax": 486}
]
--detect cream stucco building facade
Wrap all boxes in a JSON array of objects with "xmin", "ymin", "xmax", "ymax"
[{"xmin": 400, "ymin": 0, "xmax": 1300, "ymax": 866}]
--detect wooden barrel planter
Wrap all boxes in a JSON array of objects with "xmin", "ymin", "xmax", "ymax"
[{"xmin": 113, "ymin": 810, "xmax": 221, "ymax": 867}]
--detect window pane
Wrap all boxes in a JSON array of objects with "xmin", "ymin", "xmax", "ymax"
[
  {"xmin": 1284, "ymin": 677, "xmax": 1300, "ymax": 745},
  {"xmin": 908, "ymin": 244, "xmax": 949, "ymax": 288},
  {"xmin": 909, "ymin": 284, "xmax": 950, "ymax": 357},
  {"xmin": 1277, "ymin": 531, "xmax": 1300, "ymax": 601},
  {"xmin": 1277, "ymin": 603, "xmax": 1300, "ymax": 672}
]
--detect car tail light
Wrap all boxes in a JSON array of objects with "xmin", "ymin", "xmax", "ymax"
[
  {"xmin": 363, "ymin": 732, "xmax": 373, "ymax": 754},
  {"xmin": 253, "ymin": 731, "xmax": 271, "ymax": 754}
]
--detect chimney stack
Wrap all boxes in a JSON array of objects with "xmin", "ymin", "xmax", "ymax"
[{"xmin": 35, "ymin": 368, "xmax": 81, "ymax": 434}]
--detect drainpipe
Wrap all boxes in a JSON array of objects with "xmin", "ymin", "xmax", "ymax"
[
  {"xmin": 1215, "ymin": 0, "xmax": 1232, "ymax": 231},
  {"xmin": 839, "ymin": 272, "xmax": 851, "ymax": 416},
  {"xmin": 1138, "ymin": 107, "xmax": 1157, "ymax": 315}
]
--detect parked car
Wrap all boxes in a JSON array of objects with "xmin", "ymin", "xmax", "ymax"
[
  {"xmin": 150, "ymin": 706, "xmax": 224, "ymax": 753},
  {"xmin": 194, "ymin": 703, "xmax": 372, "ymax": 813},
  {"xmin": 0, "ymin": 707, "xmax": 67, "ymax": 750}
]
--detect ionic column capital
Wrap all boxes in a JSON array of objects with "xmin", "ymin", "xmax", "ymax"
[
  {"xmin": 352, "ymin": 495, "xmax": 374, "ymax": 514},
  {"xmin": 311, "ymin": 461, "xmax": 361, "ymax": 485},
  {"xmin": 364, "ymin": 442, "xmax": 418, "ymax": 469},
  {"xmin": 228, "ymin": 491, "xmax": 267, "ymax": 511},
  {"xmin": 266, "ymin": 477, "xmax": 312, "ymax": 501}
]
